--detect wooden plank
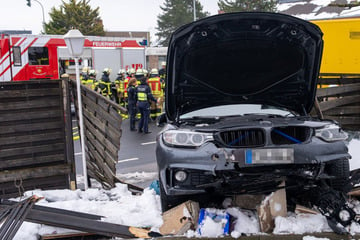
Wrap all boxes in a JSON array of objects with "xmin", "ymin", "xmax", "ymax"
[
  {"xmin": 323, "ymin": 116, "xmax": 360, "ymax": 125},
  {"xmin": 0, "ymin": 109, "xmax": 62, "ymax": 122},
  {"xmin": 86, "ymin": 148, "xmax": 116, "ymax": 188},
  {"xmin": 0, "ymin": 121, "xmax": 63, "ymax": 134},
  {"xmin": 318, "ymin": 95, "xmax": 360, "ymax": 111},
  {"xmin": 318, "ymin": 76, "xmax": 360, "ymax": 85},
  {"xmin": 0, "ymin": 88, "xmax": 61, "ymax": 99},
  {"xmin": 83, "ymin": 115, "xmax": 119, "ymax": 157},
  {"xmin": 86, "ymin": 131, "xmax": 117, "ymax": 171},
  {"xmin": 83, "ymin": 87, "xmax": 122, "ymax": 117},
  {"xmin": 83, "ymin": 93, "xmax": 123, "ymax": 124},
  {"xmin": 87, "ymin": 162, "xmax": 111, "ymax": 187},
  {"xmin": 0, "ymin": 98, "xmax": 61, "ymax": 111},
  {"xmin": 86, "ymin": 131, "xmax": 118, "ymax": 167},
  {"xmin": 88, "ymin": 154, "xmax": 115, "ymax": 186},
  {"xmin": 0, "ymin": 142, "xmax": 65, "ymax": 159},
  {"xmin": 40, "ymin": 232, "xmax": 102, "ymax": 240},
  {"xmin": 0, "ymin": 154, "xmax": 65, "ymax": 169},
  {"xmin": 83, "ymin": 107, "xmax": 121, "ymax": 146},
  {"xmin": 0, "ymin": 175, "xmax": 69, "ymax": 198},
  {"xmin": 322, "ymin": 106, "xmax": 360, "ymax": 116},
  {"xmin": 316, "ymin": 83, "xmax": 360, "ymax": 97},
  {"xmin": 82, "ymin": 96, "xmax": 121, "ymax": 130},
  {"xmin": 80, "ymin": 82, "xmax": 127, "ymax": 114},
  {"xmin": 0, "ymin": 164, "xmax": 71, "ymax": 182},
  {"xmin": 0, "ymin": 131, "xmax": 63, "ymax": 146}
]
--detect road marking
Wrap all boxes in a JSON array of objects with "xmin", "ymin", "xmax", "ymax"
[
  {"xmin": 141, "ymin": 141, "xmax": 156, "ymax": 145},
  {"xmin": 75, "ymin": 152, "xmax": 82, "ymax": 156},
  {"xmin": 118, "ymin": 157, "xmax": 140, "ymax": 163}
]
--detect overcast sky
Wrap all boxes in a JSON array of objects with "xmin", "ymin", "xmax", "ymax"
[{"xmin": 1, "ymin": 0, "xmax": 219, "ymax": 38}]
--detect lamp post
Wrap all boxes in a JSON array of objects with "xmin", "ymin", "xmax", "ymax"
[
  {"xmin": 26, "ymin": 0, "xmax": 46, "ymax": 32},
  {"xmin": 34, "ymin": 0, "xmax": 45, "ymax": 30},
  {"xmin": 64, "ymin": 29, "xmax": 88, "ymax": 190}
]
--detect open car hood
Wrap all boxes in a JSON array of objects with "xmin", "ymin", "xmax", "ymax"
[{"xmin": 165, "ymin": 12, "xmax": 323, "ymax": 122}]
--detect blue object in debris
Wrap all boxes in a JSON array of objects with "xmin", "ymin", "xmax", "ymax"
[
  {"xmin": 149, "ymin": 180, "xmax": 160, "ymax": 195},
  {"xmin": 197, "ymin": 208, "xmax": 231, "ymax": 236}
]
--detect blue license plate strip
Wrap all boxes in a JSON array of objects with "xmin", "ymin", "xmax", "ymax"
[{"xmin": 245, "ymin": 148, "xmax": 294, "ymax": 164}]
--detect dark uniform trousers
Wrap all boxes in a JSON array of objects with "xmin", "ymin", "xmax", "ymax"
[{"xmin": 137, "ymin": 101, "xmax": 150, "ymax": 133}]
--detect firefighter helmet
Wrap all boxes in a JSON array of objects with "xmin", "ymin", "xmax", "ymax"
[
  {"xmin": 150, "ymin": 68, "xmax": 159, "ymax": 78},
  {"xmin": 82, "ymin": 67, "xmax": 89, "ymax": 73},
  {"xmin": 89, "ymin": 69, "xmax": 97, "ymax": 77},
  {"xmin": 103, "ymin": 68, "xmax": 111, "ymax": 74},
  {"xmin": 129, "ymin": 68, "xmax": 136, "ymax": 75},
  {"xmin": 135, "ymin": 68, "xmax": 144, "ymax": 76},
  {"xmin": 150, "ymin": 68, "xmax": 159, "ymax": 75}
]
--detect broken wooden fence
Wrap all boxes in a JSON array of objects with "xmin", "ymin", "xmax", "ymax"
[
  {"xmin": 69, "ymin": 79, "xmax": 141, "ymax": 191},
  {"xmin": 315, "ymin": 74, "xmax": 360, "ymax": 131},
  {"xmin": 0, "ymin": 80, "xmax": 75, "ymax": 198}
]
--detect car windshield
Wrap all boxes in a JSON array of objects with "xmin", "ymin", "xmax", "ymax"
[{"xmin": 180, "ymin": 104, "xmax": 295, "ymax": 119}]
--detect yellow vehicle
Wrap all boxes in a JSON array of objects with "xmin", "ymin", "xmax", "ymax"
[{"xmin": 311, "ymin": 17, "xmax": 360, "ymax": 74}]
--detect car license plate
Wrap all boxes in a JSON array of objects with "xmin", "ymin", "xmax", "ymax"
[{"xmin": 245, "ymin": 148, "xmax": 294, "ymax": 164}]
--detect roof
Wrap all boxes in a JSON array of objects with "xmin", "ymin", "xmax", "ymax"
[{"xmin": 278, "ymin": 0, "xmax": 360, "ymax": 20}]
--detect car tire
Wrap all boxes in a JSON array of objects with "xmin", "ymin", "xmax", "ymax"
[
  {"xmin": 327, "ymin": 158, "xmax": 350, "ymax": 192},
  {"xmin": 159, "ymin": 180, "xmax": 182, "ymax": 212}
]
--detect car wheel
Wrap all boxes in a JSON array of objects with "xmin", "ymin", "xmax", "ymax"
[
  {"xmin": 326, "ymin": 158, "xmax": 350, "ymax": 192},
  {"xmin": 159, "ymin": 180, "xmax": 183, "ymax": 212}
]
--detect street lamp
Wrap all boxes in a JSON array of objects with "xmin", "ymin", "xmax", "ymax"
[
  {"xmin": 26, "ymin": 0, "xmax": 46, "ymax": 32},
  {"xmin": 64, "ymin": 29, "xmax": 88, "ymax": 190}
]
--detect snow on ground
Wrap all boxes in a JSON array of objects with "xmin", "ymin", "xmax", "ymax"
[{"xmin": 8, "ymin": 136, "xmax": 360, "ymax": 240}]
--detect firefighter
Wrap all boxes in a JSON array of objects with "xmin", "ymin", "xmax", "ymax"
[
  {"xmin": 115, "ymin": 69, "xmax": 126, "ymax": 105},
  {"xmin": 80, "ymin": 67, "xmax": 89, "ymax": 84},
  {"xmin": 159, "ymin": 61, "xmax": 166, "ymax": 83},
  {"xmin": 122, "ymin": 68, "xmax": 135, "ymax": 119},
  {"xmin": 148, "ymin": 68, "xmax": 163, "ymax": 120},
  {"xmin": 159, "ymin": 61, "xmax": 166, "ymax": 97},
  {"xmin": 134, "ymin": 68, "xmax": 145, "ymax": 84},
  {"xmin": 143, "ymin": 69, "xmax": 149, "ymax": 78},
  {"xmin": 85, "ymin": 69, "xmax": 97, "ymax": 90},
  {"xmin": 127, "ymin": 78, "xmax": 138, "ymax": 131},
  {"xmin": 134, "ymin": 69, "xmax": 146, "ymax": 119},
  {"xmin": 97, "ymin": 68, "xmax": 112, "ymax": 98},
  {"xmin": 123, "ymin": 68, "xmax": 135, "ymax": 100},
  {"xmin": 136, "ymin": 76, "xmax": 157, "ymax": 134}
]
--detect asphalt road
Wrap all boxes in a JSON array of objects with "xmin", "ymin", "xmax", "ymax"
[
  {"xmin": 73, "ymin": 117, "xmax": 162, "ymax": 188},
  {"xmin": 117, "ymin": 118, "xmax": 160, "ymax": 174}
]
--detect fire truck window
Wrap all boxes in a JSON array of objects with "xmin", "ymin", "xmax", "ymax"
[
  {"xmin": 13, "ymin": 46, "xmax": 22, "ymax": 66},
  {"xmin": 28, "ymin": 47, "xmax": 49, "ymax": 65}
]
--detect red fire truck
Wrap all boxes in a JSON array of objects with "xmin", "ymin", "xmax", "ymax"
[{"xmin": 0, "ymin": 34, "xmax": 146, "ymax": 82}]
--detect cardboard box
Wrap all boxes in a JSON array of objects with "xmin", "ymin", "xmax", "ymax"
[
  {"xmin": 159, "ymin": 200, "xmax": 200, "ymax": 235},
  {"xmin": 233, "ymin": 194, "xmax": 265, "ymax": 209},
  {"xmin": 257, "ymin": 182, "xmax": 287, "ymax": 233}
]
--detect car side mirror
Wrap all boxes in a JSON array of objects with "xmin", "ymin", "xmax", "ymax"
[{"xmin": 157, "ymin": 113, "xmax": 167, "ymax": 127}]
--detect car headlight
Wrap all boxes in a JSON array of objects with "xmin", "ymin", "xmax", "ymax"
[
  {"xmin": 315, "ymin": 124, "xmax": 348, "ymax": 142},
  {"xmin": 162, "ymin": 130, "xmax": 213, "ymax": 147}
]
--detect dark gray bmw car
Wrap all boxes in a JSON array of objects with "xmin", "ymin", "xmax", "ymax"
[{"xmin": 156, "ymin": 12, "xmax": 350, "ymax": 211}]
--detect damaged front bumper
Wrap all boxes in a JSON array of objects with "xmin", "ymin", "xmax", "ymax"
[{"xmin": 156, "ymin": 137, "xmax": 350, "ymax": 196}]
